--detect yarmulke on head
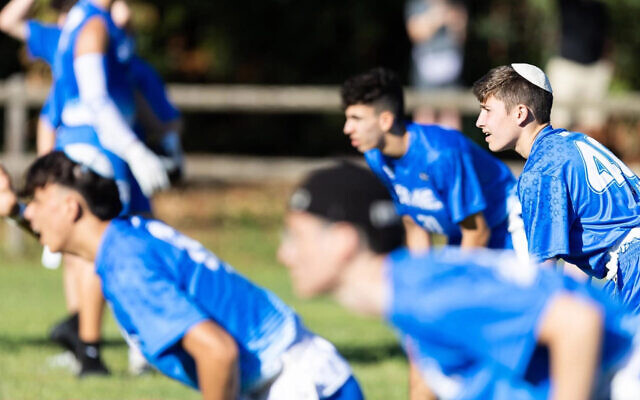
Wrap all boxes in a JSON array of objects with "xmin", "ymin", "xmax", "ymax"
[
  {"xmin": 290, "ymin": 161, "xmax": 404, "ymax": 254},
  {"xmin": 511, "ymin": 63, "xmax": 553, "ymax": 94}
]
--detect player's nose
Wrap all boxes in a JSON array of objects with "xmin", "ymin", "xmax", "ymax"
[{"xmin": 475, "ymin": 112, "xmax": 485, "ymax": 129}]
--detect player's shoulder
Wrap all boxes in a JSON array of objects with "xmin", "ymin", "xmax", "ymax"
[
  {"xmin": 102, "ymin": 216, "xmax": 152, "ymax": 254},
  {"xmin": 527, "ymin": 127, "xmax": 585, "ymax": 174},
  {"xmin": 408, "ymin": 123, "xmax": 469, "ymax": 161}
]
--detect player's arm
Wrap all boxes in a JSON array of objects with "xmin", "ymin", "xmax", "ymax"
[
  {"xmin": 403, "ymin": 215, "xmax": 432, "ymax": 252},
  {"xmin": 458, "ymin": 211, "xmax": 490, "ymax": 248},
  {"xmin": 134, "ymin": 92, "xmax": 183, "ymax": 177},
  {"xmin": 409, "ymin": 362, "xmax": 437, "ymax": 400},
  {"xmin": 0, "ymin": 0, "xmax": 34, "ymax": 40},
  {"xmin": 74, "ymin": 17, "xmax": 168, "ymax": 196},
  {"xmin": 37, "ymin": 116, "xmax": 56, "ymax": 155},
  {"xmin": 537, "ymin": 294, "xmax": 603, "ymax": 400},
  {"xmin": 182, "ymin": 320, "xmax": 239, "ymax": 400}
]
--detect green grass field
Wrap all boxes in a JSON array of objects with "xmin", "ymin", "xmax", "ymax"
[{"xmin": 0, "ymin": 184, "xmax": 408, "ymax": 400}]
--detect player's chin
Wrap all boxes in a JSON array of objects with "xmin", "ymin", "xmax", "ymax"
[
  {"xmin": 487, "ymin": 140, "xmax": 506, "ymax": 153},
  {"xmin": 292, "ymin": 281, "xmax": 324, "ymax": 299}
]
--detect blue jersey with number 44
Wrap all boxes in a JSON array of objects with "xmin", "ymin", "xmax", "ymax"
[
  {"xmin": 386, "ymin": 247, "xmax": 636, "ymax": 400},
  {"xmin": 365, "ymin": 123, "xmax": 517, "ymax": 244},
  {"xmin": 95, "ymin": 216, "xmax": 300, "ymax": 393},
  {"xmin": 519, "ymin": 125, "xmax": 640, "ymax": 277}
]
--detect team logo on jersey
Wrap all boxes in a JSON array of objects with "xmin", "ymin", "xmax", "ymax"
[
  {"xmin": 394, "ymin": 185, "xmax": 443, "ymax": 210},
  {"xmin": 419, "ymin": 172, "xmax": 429, "ymax": 181}
]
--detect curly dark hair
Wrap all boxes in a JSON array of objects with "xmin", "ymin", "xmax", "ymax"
[{"xmin": 341, "ymin": 67, "xmax": 405, "ymax": 118}]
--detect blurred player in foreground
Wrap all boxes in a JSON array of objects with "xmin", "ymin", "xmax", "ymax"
[
  {"xmin": 341, "ymin": 68, "xmax": 527, "ymax": 261},
  {"xmin": 473, "ymin": 64, "xmax": 640, "ymax": 314},
  {"xmin": 278, "ymin": 161, "xmax": 640, "ymax": 400},
  {"xmin": 0, "ymin": 151, "xmax": 363, "ymax": 400}
]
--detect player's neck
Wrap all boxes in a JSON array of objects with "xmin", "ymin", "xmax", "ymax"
[
  {"xmin": 515, "ymin": 122, "xmax": 550, "ymax": 159},
  {"xmin": 381, "ymin": 130, "xmax": 409, "ymax": 158},
  {"xmin": 333, "ymin": 252, "xmax": 388, "ymax": 317},
  {"xmin": 66, "ymin": 217, "xmax": 110, "ymax": 262}
]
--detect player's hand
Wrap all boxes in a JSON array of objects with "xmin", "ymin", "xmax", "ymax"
[
  {"xmin": 0, "ymin": 164, "xmax": 18, "ymax": 217},
  {"xmin": 124, "ymin": 142, "xmax": 169, "ymax": 197}
]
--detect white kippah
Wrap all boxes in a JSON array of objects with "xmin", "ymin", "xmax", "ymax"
[
  {"xmin": 63, "ymin": 143, "xmax": 115, "ymax": 179},
  {"xmin": 511, "ymin": 63, "xmax": 553, "ymax": 94}
]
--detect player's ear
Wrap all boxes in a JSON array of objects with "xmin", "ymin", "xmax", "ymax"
[
  {"xmin": 63, "ymin": 193, "xmax": 84, "ymax": 223},
  {"xmin": 329, "ymin": 222, "xmax": 361, "ymax": 262},
  {"xmin": 514, "ymin": 104, "xmax": 531, "ymax": 126},
  {"xmin": 378, "ymin": 110, "xmax": 395, "ymax": 132}
]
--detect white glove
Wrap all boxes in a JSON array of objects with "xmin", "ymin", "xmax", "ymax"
[{"xmin": 124, "ymin": 141, "xmax": 169, "ymax": 197}]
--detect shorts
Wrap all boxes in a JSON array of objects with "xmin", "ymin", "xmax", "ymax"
[
  {"xmin": 244, "ymin": 329, "xmax": 363, "ymax": 400},
  {"xmin": 603, "ymin": 238, "xmax": 640, "ymax": 315}
]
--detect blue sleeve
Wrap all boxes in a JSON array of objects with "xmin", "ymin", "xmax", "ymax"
[
  {"xmin": 130, "ymin": 57, "xmax": 180, "ymax": 122},
  {"xmin": 519, "ymin": 173, "xmax": 571, "ymax": 261},
  {"xmin": 102, "ymin": 256, "xmax": 208, "ymax": 357},
  {"xmin": 439, "ymin": 149, "xmax": 487, "ymax": 224},
  {"xmin": 25, "ymin": 20, "xmax": 61, "ymax": 65},
  {"xmin": 390, "ymin": 261, "xmax": 551, "ymax": 376}
]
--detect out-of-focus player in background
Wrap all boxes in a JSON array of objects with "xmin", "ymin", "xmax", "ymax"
[
  {"xmin": 279, "ymin": 161, "xmax": 640, "ymax": 400},
  {"xmin": 0, "ymin": 0, "xmax": 172, "ymax": 376},
  {"xmin": 0, "ymin": 151, "xmax": 364, "ymax": 400},
  {"xmin": 474, "ymin": 63, "xmax": 640, "ymax": 314},
  {"xmin": 341, "ymin": 67, "xmax": 527, "ymax": 260}
]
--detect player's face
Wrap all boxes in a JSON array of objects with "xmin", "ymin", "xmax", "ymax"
[
  {"xmin": 476, "ymin": 95, "xmax": 521, "ymax": 152},
  {"xmin": 343, "ymin": 104, "xmax": 386, "ymax": 153},
  {"xmin": 278, "ymin": 212, "xmax": 345, "ymax": 298},
  {"xmin": 24, "ymin": 184, "xmax": 75, "ymax": 253}
]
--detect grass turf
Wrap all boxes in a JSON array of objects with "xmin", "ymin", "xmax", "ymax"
[{"xmin": 0, "ymin": 184, "xmax": 408, "ymax": 399}]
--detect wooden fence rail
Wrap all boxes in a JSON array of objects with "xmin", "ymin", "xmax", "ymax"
[{"xmin": 2, "ymin": 74, "xmax": 640, "ymax": 254}]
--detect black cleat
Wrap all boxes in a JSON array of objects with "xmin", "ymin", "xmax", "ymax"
[
  {"xmin": 48, "ymin": 313, "xmax": 80, "ymax": 353},
  {"xmin": 77, "ymin": 340, "xmax": 110, "ymax": 378}
]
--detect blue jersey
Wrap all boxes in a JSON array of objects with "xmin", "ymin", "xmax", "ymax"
[
  {"xmin": 386, "ymin": 247, "xmax": 636, "ymax": 400},
  {"xmin": 26, "ymin": 20, "xmax": 61, "ymax": 65},
  {"xmin": 95, "ymin": 216, "xmax": 300, "ymax": 393},
  {"xmin": 25, "ymin": 20, "xmax": 62, "ymax": 128},
  {"xmin": 29, "ymin": 17, "xmax": 176, "ymax": 136},
  {"xmin": 54, "ymin": 0, "xmax": 136, "ymax": 138},
  {"xmin": 365, "ymin": 123, "xmax": 517, "ymax": 246},
  {"xmin": 519, "ymin": 125, "xmax": 640, "ymax": 277}
]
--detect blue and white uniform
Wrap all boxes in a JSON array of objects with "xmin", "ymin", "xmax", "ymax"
[
  {"xmin": 95, "ymin": 216, "xmax": 361, "ymax": 399},
  {"xmin": 365, "ymin": 123, "xmax": 524, "ymax": 252},
  {"xmin": 386, "ymin": 247, "xmax": 640, "ymax": 399},
  {"xmin": 520, "ymin": 125, "xmax": 640, "ymax": 312},
  {"xmin": 52, "ymin": 0, "xmax": 149, "ymax": 214}
]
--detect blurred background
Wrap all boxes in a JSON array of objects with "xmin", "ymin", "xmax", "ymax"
[
  {"xmin": 1, "ymin": 0, "xmax": 639, "ymax": 162},
  {"xmin": 1, "ymin": 1, "xmax": 640, "ymax": 398}
]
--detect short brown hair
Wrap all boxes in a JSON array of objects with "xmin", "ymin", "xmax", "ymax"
[{"xmin": 472, "ymin": 65, "xmax": 553, "ymax": 124}]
